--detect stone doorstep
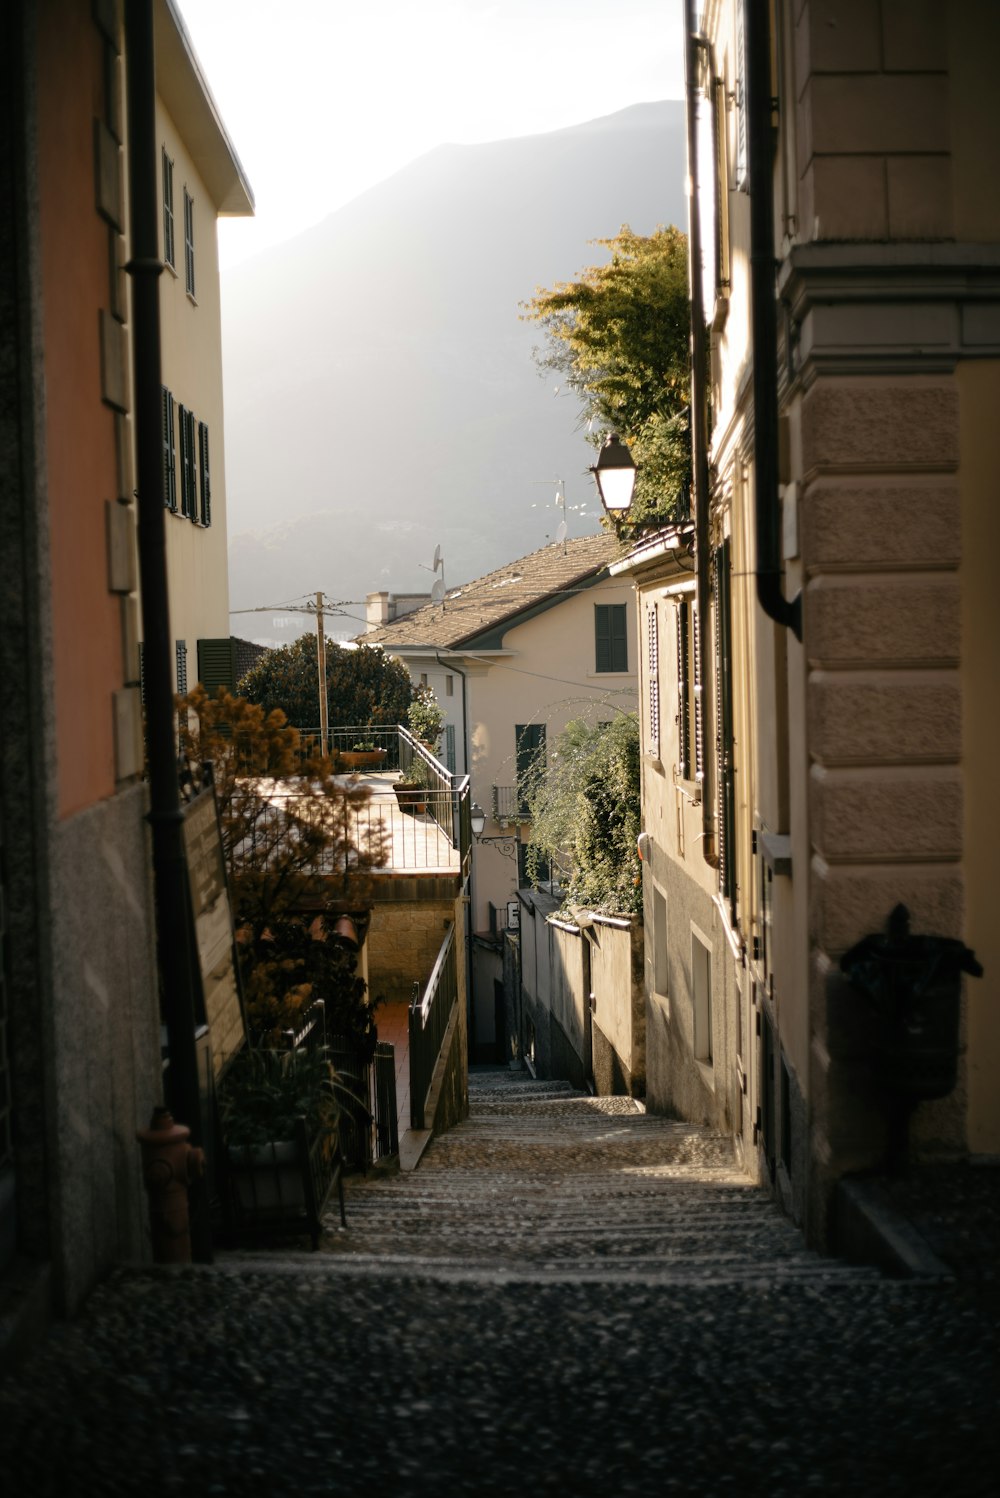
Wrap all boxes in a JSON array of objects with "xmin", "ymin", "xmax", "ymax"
[{"xmin": 834, "ymin": 1176, "xmax": 954, "ymax": 1280}]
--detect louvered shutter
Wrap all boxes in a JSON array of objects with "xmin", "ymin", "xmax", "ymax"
[
  {"xmin": 179, "ymin": 406, "xmax": 195, "ymax": 518},
  {"xmin": 162, "ymin": 388, "xmax": 176, "ymax": 510},
  {"xmin": 735, "ymin": 0, "xmax": 749, "ymax": 191},
  {"xmin": 693, "ymin": 605, "xmax": 704, "ymax": 783},
  {"xmin": 677, "ymin": 601, "xmax": 691, "ymax": 779},
  {"xmin": 197, "ymin": 638, "xmax": 236, "ymax": 697},
  {"xmin": 175, "ymin": 639, "xmax": 188, "ymax": 695},
  {"xmin": 198, "ymin": 421, "xmax": 211, "ymax": 526},
  {"xmin": 647, "ymin": 605, "xmax": 659, "ymax": 755}
]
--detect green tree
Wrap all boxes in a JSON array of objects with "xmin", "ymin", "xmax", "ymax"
[
  {"xmin": 524, "ymin": 713, "xmax": 642, "ymax": 916},
  {"xmin": 522, "ymin": 225, "xmax": 690, "ymax": 534},
  {"xmin": 238, "ymin": 633, "xmax": 414, "ymax": 731}
]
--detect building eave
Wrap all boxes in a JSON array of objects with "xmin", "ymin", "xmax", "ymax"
[{"xmin": 156, "ymin": 0, "xmax": 254, "ymax": 216}]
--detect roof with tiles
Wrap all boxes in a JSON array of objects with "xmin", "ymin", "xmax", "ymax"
[{"xmin": 360, "ymin": 532, "xmax": 624, "ymax": 651}]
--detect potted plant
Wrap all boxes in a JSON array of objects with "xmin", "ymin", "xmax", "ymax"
[
  {"xmin": 339, "ymin": 739, "xmax": 388, "ymax": 771},
  {"xmin": 219, "ymin": 1045, "xmax": 347, "ymax": 1245},
  {"xmin": 393, "ymin": 756, "xmax": 428, "ymax": 814}
]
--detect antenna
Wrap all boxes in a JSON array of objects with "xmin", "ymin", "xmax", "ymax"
[{"xmin": 432, "ymin": 544, "xmax": 442, "ymax": 571}]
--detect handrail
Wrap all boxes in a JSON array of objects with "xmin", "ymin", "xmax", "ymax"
[{"xmin": 408, "ymin": 922, "xmax": 458, "ymax": 1130}]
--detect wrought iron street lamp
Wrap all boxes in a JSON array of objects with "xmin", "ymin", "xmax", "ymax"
[
  {"xmin": 470, "ymin": 802, "xmax": 518, "ymax": 860},
  {"xmin": 590, "ymin": 433, "xmax": 638, "ymax": 519}
]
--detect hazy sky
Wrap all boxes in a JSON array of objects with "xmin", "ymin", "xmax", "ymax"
[{"xmin": 176, "ymin": 0, "xmax": 685, "ymax": 268}]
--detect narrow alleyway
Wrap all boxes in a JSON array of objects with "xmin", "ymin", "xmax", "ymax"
[{"xmin": 1, "ymin": 1070, "xmax": 995, "ymax": 1496}]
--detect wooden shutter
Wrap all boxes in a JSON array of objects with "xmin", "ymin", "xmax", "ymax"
[
  {"xmin": 597, "ymin": 605, "xmax": 628, "ymax": 672},
  {"xmin": 595, "ymin": 605, "xmax": 610, "ymax": 672},
  {"xmin": 197, "ymin": 638, "xmax": 236, "ymax": 697},
  {"xmin": 198, "ymin": 421, "xmax": 211, "ymax": 526},
  {"xmin": 735, "ymin": 0, "xmax": 749, "ymax": 191},
  {"xmin": 693, "ymin": 604, "xmax": 704, "ymax": 783},
  {"xmin": 647, "ymin": 605, "xmax": 659, "ymax": 755},
  {"xmin": 677, "ymin": 601, "xmax": 691, "ymax": 779},
  {"xmin": 161, "ymin": 387, "xmax": 176, "ymax": 511},
  {"xmin": 178, "ymin": 406, "xmax": 193, "ymax": 517},
  {"xmin": 175, "ymin": 639, "xmax": 188, "ymax": 695},
  {"xmin": 515, "ymin": 723, "xmax": 546, "ymax": 816}
]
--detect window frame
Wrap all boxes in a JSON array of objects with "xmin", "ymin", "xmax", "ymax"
[
  {"xmin": 183, "ymin": 187, "xmax": 195, "ymax": 296},
  {"xmin": 161, "ymin": 387, "xmax": 177, "ymax": 512},
  {"xmin": 162, "ymin": 148, "xmax": 175, "ymax": 268},
  {"xmin": 198, "ymin": 420, "xmax": 211, "ymax": 526}
]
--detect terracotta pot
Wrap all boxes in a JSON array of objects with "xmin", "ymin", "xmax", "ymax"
[{"xmin": 340, "ymin": 749, "xmax": 387, "ymax": 770}]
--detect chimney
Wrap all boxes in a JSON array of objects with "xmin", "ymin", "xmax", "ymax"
[{"xmin": 365, "ymin": 591, "xmax": 391, "ymax": 630}]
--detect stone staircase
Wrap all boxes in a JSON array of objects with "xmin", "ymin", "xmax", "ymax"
[{"xmin": 319, "ymin": 1068, "xmax": 880, "ymax": 1286}]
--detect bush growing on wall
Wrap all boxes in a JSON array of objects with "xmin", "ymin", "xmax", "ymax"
[{"xmin": 525, "ymin": 713, "xmax": 641, "ymax": 916}]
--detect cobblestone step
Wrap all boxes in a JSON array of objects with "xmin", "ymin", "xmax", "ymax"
[{"xmin": 317, "ymin": 1070, "xmax": 879, "ymax": 1286}]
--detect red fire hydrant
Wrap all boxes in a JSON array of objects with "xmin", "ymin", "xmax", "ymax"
[{"xmin": 136, "ymin": 1106, "xmax": 205, "ymax": 1264}]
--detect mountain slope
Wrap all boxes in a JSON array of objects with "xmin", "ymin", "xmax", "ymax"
[{"xmin": 222, "ymin": 101, "xmax": 687, "ymax": 640}]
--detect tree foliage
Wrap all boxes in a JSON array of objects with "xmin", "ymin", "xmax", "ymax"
[
  {"xmin": 522, "ymin": 225, "xmax": 690, "ymax": 534},
  {"xmin": 237, "ymin": 632, "xmax": 414, "ymax": 731},
  {"xmin": 178, "ymin": 687, "xmax": 386, "ymax": 1055},
  {"xmin": 524, "ymin": 713, "xmax": 642, "ymax": 916}
]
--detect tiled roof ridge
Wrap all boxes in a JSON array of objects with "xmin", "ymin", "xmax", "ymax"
[{"xmin": 361, "ymin": 532, "xmax": 622, "ymax": 649}]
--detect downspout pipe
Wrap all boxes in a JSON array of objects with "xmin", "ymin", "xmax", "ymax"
[
  {"xmin": 437, "ymin": 650, "xmax": 475, "ymax": 1060},
  {"xmin": 745, "ymin": 0, "xmax": 802, "ymax": 639},
  {"xmin": 682, "ymin": 0, "xmax": 717, "ymax": 868},
  {"xmin": 124, "ymin": 0, "xmax": 211, "ymax": 1259}
]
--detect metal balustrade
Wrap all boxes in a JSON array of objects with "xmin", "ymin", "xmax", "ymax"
[{"xmin": 408, "ymin": 922, "xmax": 458, "ymax": 1131}]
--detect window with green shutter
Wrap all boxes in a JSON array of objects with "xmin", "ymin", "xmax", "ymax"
[
  {"xmin": 595, "ymin": 603, "xmax": 628, "ymax": 673},
  {"xmin": 197, "ymin": 638, "xmax": 236, "ymax": 697},
  {"xmin": 178, "ymin": 406, "xmax": 196, "ymax": 519},
  {"xmin": 515, "ymin": 723, "xmax": 546, "ymax": 817},
  {"xmin": 161, "ymin": 387, "xmax": 176, "ymax": 511},
  {"xmin": 198, "ymin": 421, "xmax": 211, "ymax": 526}
]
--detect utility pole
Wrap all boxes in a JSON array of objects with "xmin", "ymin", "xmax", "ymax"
[{"xmin": 314, "ymin": 590, "xmax": 329, "ymax": 752}]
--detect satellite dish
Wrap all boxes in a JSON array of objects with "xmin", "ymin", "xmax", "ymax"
[
  {"xmin": 432, "ymin": 544, "xmax": 442, "ymax": 571},
  {"xmin": 431, "ymin": 579, "xmax": 446, "ymax": 603},
  {"xmin": 555, "ymin": 520, "xmax": 568, "ymax": 544}
]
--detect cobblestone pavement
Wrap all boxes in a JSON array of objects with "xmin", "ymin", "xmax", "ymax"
[{"xmin": 1, "ymin": 1069, "xmax": 996, "ymax": 1496}]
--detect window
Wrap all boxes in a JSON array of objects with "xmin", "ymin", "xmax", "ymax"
[
  {"xmin": 445, "ymin": 675, "xmax": 454, "ymax": 697},
  {"xmin": 646, "ymin": 605, "xmax": 659, "ymax": 755},
  {"xmin": 595, "ymin": 603, "xmax": 627, "ymax": 672},
  {"xmin": 735, "ymin": 0, "xmax": 749, "ymax": 192},
  {"xmin": 175, "ymin": 639, "xmax": 188, "ymax": 695},
  {"xmin": 692, "ymin": 928, "xmax": 713, "ymax": 1064},
  {"xmin": 183, "ymin": 187, "xmax": 195, "ymax": 295},
  {"xmin": 161, "ymin": 387, "xmax": 176, "ymax": 511},
  {"xmin": 515, "ymin": 723, "xmax": 546, "ymax": 816},
  {"xmin": 443, "ymin": 723, "xmax": 456, "ymax": 772},
  {"xmin": 198, "ymin": 421, "xmax": 211, "ymax": 526},
  {"xmin": 178, "ymin": 406, "xmax": 196, "ymax": 519},
  {"xmin": 162, "ymin": 149, "xmax": 174, "ymax": 267}
]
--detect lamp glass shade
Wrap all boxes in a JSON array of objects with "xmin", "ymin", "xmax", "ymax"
[
  {"xmin": 470, "ymin": 802, "xmax": 486, "ymax": 838},
  {"xmin": 591, "ymin": 434, "xmax": 637, "ymax": 514}
]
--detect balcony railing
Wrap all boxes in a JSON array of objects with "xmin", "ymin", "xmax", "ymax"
[{"xmin": 238, "ymin": 725, "xmax": 471, "ymax": 879}]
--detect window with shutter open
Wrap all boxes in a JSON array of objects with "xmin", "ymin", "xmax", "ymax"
[
  {"xmin": 646, "ymin": 605, "xmax": 660, "ymax": 755},
  {"xmin": 183, "ymin": 188, "xmax": 195, "ymax": 296}
]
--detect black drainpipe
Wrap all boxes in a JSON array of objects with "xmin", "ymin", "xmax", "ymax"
[
  {"xmin": 745, "ymin": 0, "xmax": 802, "ymax": 639},
  {"xmin": 683, "ymin": 0, "xmax": 717, "ymax": 868},
  {"xmin": 124, "ymin": 0, "xmax": 211, "ymax": 1258},
  {"xmin": 437, "ymin": 650, "xmax": 475, "ymax": 1060}
]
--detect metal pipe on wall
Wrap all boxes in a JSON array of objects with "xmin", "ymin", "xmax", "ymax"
[{"xmin": 124, "ymin": 0, "xmax": 211, "ymax": 1260}]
